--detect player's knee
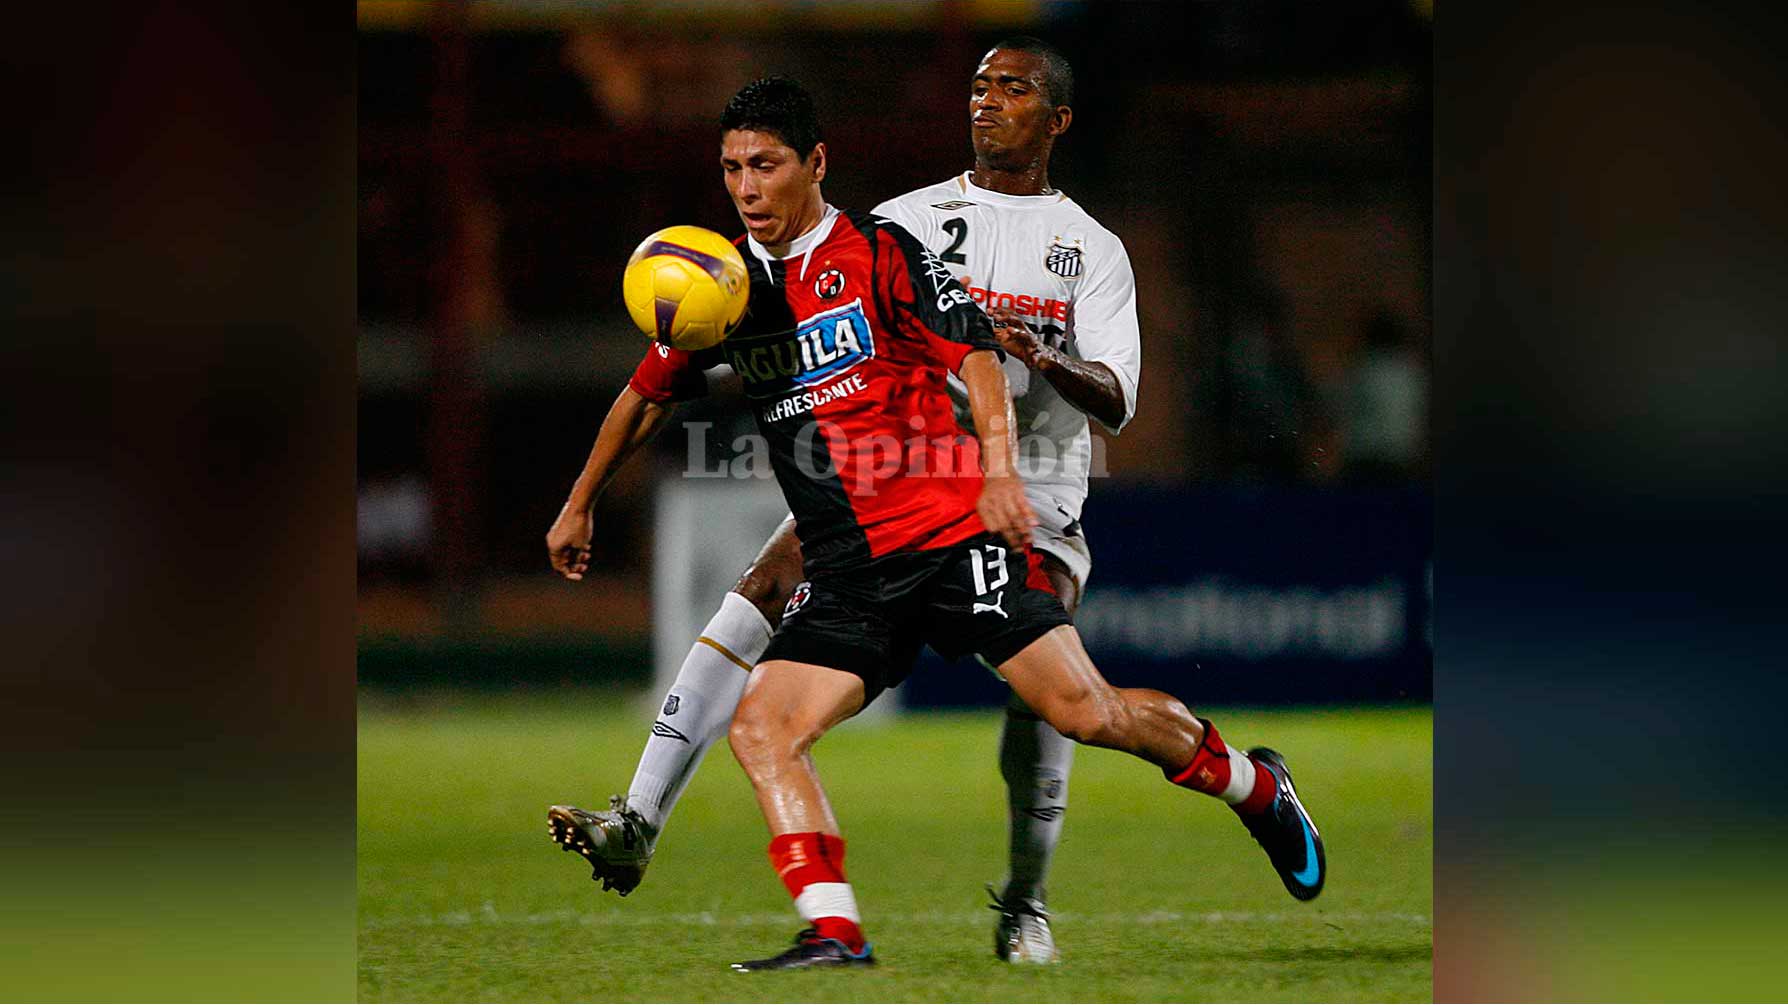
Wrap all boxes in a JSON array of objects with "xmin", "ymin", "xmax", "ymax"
[
  {"xmin": 1049, "ymin": 688, "xmax": 1129, "ymax": 747},
  {"xmin": 1036, "ymin": 694, "xmax": 1094, "ymax": 744},
  {"xmin": 728, "ymin": 700, "xmax": 816, "ymax": 774},
  {"xmin": 731, "ymin": 569, "xmax": 790, "ymax": 627},
  {"xmin": 734, "ymin": 524, "xmax": 804, "ymax": 627},
  {"xmin": 727, "ymin": 703, "xmax": 776, "ymax": 775},
  {"xmin": 1050, "ymin": 709, "xmax": 1101, "ymax": 746}
]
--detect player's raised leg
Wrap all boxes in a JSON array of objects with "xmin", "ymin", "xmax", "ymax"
[
  {"xmin": 549, "ymin": 518, "xmax": 802, "ymax": 895},
  {"xmin": 727, "ymin": 659, "xmax": 877, "ymax": 971},
  {"xmin": 998, "ymin": 625, "xmax": 1326, "ymax": 901}
]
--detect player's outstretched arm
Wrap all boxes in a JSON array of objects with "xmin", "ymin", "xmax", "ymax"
[
  {"xmin": 960, "ymin": 349, "xmax": 1037, "ymax": 550},
  {"xmin": 547, "ymin": 385, "xmax": 673, "ymax": 581}
]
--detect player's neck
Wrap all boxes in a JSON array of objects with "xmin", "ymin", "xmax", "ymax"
[
  {"xmin": 755, "ymin": 201, "xmax": 837, "ymax": 262},
  {"xmin": 763, "ymin": 192, "xmax": 828, "ymax": 257},
  {"xmin": 969, "ymin": 161, "xmax": 1054, "ymax": 197}
]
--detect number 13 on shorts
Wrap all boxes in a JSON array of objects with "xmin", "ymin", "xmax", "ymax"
[{"xmin": 970, "ymin": 544, "xmax": 1009, "ymax": 597}]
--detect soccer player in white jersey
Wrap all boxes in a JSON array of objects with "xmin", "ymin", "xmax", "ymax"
[
  {"xmin": 548, "ymin": 38, "xmax": 1145, "ymax": 964},
  {"xmin": 867, "ymin": 38, "xmax": 1140, "ymax": 963}
]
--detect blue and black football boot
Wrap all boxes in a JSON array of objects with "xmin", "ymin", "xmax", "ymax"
[
  {"xmin": 730, "ymin": 929, "xmax": 876, "ymax": 972},
  {"xmin": 1239, "ymin": 747, "xmax": 1326, "ymax": 901}
]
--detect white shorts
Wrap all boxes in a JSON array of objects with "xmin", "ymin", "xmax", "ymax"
[{"xmin": 1023, "ymin": 484, "xmax": 1092, "ymax": 596}]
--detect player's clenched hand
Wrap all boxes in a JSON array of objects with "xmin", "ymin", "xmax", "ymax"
[
  {"xmin": 986, "ymin": 305, "xmax": 1041, "ymax": 367},
  {"xmin": 546, "ymin": 505, "xmax": 595, "ymax": 581},
  {"xmin": 977, "ymin": 473, "xmax": 1037, "ymax": 551}
]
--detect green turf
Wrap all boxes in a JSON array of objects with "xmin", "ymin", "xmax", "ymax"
[{"xmin": 358, "ymin": 690, "xmax": 1431, "ymax": 1002}]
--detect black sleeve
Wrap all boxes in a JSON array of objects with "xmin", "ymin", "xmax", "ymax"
[{"xmin": 866, "ymin": 213, "xmax": 1005, "ymax": 367}]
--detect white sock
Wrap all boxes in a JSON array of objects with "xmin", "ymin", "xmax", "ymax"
[
  {"xmin": 998, "ymin": 694, "xmax": 1075, "ymax": 902},
  {"xmin": 624, "ymin": 591, "xmax": 770, "ymax": 839},
  {"xmin": 1218, "ymin": 747, "xmax": 1259, "ymax": 806}
]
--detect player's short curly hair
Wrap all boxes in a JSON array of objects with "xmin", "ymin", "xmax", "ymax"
[
  {"xmin": 987, "ymin": 36, "xmax": 1074, "ymax": 108},
  {"xmin": 720, "ymin": 76, "xmax": 822, "ymax": 160}
]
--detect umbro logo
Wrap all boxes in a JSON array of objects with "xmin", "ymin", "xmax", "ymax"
[
  {"xmin": 1023, "ymin": 807, "xmax": 1065, "ymax": 822},
  {"xmin": 930, "ymin": 200, "xmax": 975, "ymax": 210},
  {"xmin": 651, "ymin": 721, "xmax": 690, "ymax": 743}
]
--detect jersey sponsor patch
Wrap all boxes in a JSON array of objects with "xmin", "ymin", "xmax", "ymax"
[
  {"xmin": 964, "ymin": 285, "xmax": 1070, "ymax": 324},
  {"xmin": 759, "ymin": 372, "xmax": 869, "ymax": 423},
  {"xmin": 725, "ymin": 298, "xmax": 877, "ymax": 389},
  {"xmin": 930, "ymin": 200, "xmax": 975, "ymax": 210},
  {"xmin": 1045, "ymin": 239, "xmax": 1084, "ymax": 279}
]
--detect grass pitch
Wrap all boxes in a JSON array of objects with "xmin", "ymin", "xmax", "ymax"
[{"xmin": 359, "ymin": 689, "xmax": 1430, "ymax": 1002}]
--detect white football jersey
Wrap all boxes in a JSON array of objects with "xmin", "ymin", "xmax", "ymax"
[{"xmin": 874, "ymin": 172, "xmax": 1141, "ymax": 519}]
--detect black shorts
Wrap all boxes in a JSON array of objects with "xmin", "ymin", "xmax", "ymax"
[{"xmin": 759, "ymin": 531, "xmax": 1072, "ymax": 705}]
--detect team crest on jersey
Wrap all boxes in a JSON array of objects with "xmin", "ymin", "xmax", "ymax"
[
  {"xmin": 784, "ymin": 581, "xmax": 812, "ymax": 618},
  {"xmin": 813, "ymin": 268, "xmax": 845, "ymax": 299},
  {"xmin": 1044, "ymin": 238, "xmax": 1084, "ymax": 279},
  {"xmin": 930, "ymin": 200, "xmax": 975, "ymax": 210}
]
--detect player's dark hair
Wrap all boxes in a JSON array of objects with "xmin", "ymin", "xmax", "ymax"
[
  {"xmin": 720, "ymin": 76, "xmax": 823, "ymax": 160},
  {"xmin": 987, "ymin": 35, "xmax": 1074, "ymax": 108}
]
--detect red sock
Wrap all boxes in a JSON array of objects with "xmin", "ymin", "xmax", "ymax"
[
  {"xmin": 768, "ymin": 832, "xmax": 865, "ymax": 953},
  {"xmin": 1166, "ymin": 719, "xmax": 1278, "ymax": 815}
]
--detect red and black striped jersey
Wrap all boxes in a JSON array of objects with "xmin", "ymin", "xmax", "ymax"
[{"xmin": 630, "ymin": 206, "xmax": 1003, "ymax": 572}]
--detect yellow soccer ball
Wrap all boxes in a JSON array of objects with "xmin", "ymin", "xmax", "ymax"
[{"xmin": 621, "ymin": 225, "xmax": 750, "ymax": 351}]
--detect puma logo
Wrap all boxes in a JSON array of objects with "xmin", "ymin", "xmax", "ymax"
[{"xmin": 973, "ymin": 591, "xmax": 1008, "ymax": 618}]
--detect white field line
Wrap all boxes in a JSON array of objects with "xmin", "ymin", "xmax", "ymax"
[{"xmin": 362, "ymin": 906, "xmax": 1430, "ymax": 931}]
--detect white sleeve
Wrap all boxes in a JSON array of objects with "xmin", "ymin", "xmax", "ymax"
[
  {"xmin": 872, "ymin": 193, "xmax": 932, "ymax": 248},
  {"xmin": 1070, "ymin": 233, "xmax": 1142, "ymax": 434}
]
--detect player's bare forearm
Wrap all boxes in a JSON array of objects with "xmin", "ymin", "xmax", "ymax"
[
  {"xmin": 959, "ymin": 349, "xmax": 1036, "ymax": 549},
  {"xmin": 1035, "ymin": 350, "xmax": 1126, "ymax": 431},
  {"xmin": 960, "ymin": 350, "xmax": 1019, "ymax": 479},
  {"xmin": 987, "ymin": 307, "xmax": 1126, "ymax": 430},
  {"xmin": 547, "ymin": 386, "xmax": 671, "ymax": 580},
  {"xmin": 562, "ymin": 386, "xmax": 673, "ymax": 515}
]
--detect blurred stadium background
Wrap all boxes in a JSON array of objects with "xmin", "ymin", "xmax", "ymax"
[
  {"xmin": 357, "ymin": 0, "xmax": 1431, "ymax": 999},
  {"xmin": 358, "ymin": 0, "xmax": 1432, "ymax": 698}
]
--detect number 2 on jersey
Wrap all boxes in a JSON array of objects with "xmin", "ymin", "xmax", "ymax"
[{"xmin": 940, "ymin": 218, "xmax": 969, "ymax": 265}]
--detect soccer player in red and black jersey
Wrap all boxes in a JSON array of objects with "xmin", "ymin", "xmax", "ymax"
[{"xmin": 547, "ymin": 78, "xmax": 1325, "ymax": 971}]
